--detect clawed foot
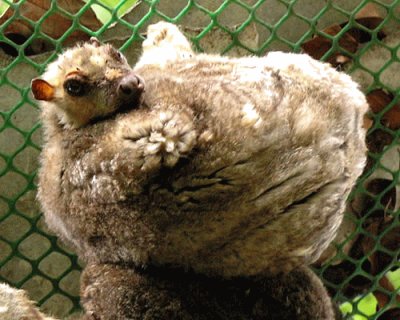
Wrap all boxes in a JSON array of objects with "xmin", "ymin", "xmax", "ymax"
[
  {"xmin": 119, "ymin": 110, "xmax": 197, "ymax": 171},
  {"xmin": 137, "ymin": 22, "xmax": 194, "ymax": 68},
  {"xmin": 144, "ymin": 21, "xmax": 193, "ymax": 54}
]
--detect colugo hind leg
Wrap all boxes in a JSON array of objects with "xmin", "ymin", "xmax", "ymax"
[{"xmin": 136, "ymin": 22, "xmax": 194, "ymax": 68}]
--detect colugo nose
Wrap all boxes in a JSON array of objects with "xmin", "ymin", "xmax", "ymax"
[{"xmin": 118, "ymin": 73, "xmax": 145, "ymax": 96}]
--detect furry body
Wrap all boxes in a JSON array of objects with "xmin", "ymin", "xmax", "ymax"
[
  {"xmin": 31, "ymin": 22, "xmax": 368, "ymax": 319},
  {"xmin": 39, "ymin": 24, "xmax": 367, "ymax": 278}
]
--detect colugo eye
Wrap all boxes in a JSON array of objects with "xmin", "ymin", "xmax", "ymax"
[{"xmin": 64, "ymin": 78, "xmax": 86, "ymax": 97}]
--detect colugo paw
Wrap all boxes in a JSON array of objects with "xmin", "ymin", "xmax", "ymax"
[
  {"xmin": 140, "ymin": 22, "xmax": 194, "ymax": 66},
  {"xmin": 119, "ymin": 110, "xmax": 197, "ymax": 170}
]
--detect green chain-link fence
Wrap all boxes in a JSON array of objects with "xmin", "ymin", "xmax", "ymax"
[{"xmin": 0, "ymin": 0, "xmax": 399, "ymax": 319}]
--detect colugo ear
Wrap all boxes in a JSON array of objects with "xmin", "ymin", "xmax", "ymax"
[
  {"xmin": 89, "ymin": 37, "xmax": 101, "ymax": 47},
  {"xmin": 31, "ymin": 78, "xmax": 54, "ymax": 101}
]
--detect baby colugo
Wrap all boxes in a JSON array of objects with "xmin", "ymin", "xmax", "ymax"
[{"xmin": 29, "ymin": 22, "xmax": 368, "ymax": 319}]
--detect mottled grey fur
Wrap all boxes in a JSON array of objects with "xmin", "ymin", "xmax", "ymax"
[{"xmin": 26, "ymin": 22, "xmax": 368, "ymax": 319}]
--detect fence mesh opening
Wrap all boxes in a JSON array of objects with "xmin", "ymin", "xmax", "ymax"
[{"xmin": 0, "ymin": 0, "xmax": 399, "ymax": 319}]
